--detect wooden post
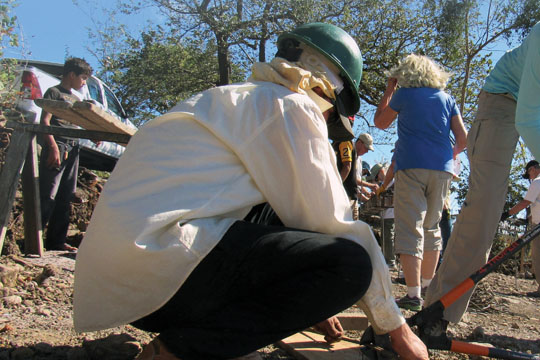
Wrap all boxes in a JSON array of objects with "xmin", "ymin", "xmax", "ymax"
[
  {"xmin": 0, "ymin": 128, "xmax": 33, "ymax": 252},
  {"xmin": 1, "ymin": 108, "xmax": 133, "ymax": 255},
  {"xmin": 21, "ymin": 136, "xmax": 43, "ymax": 256}
]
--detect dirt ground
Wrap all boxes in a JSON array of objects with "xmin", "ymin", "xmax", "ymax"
[
  {"xmin": 1, "ymin": 164, "xmax": 539, "ymax": 359},
  {"xmin": 0, "ymin": 249, "xmax": 538, "ymax": 360}
]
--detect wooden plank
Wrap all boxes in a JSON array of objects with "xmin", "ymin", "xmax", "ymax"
[
  {"xmin": 277, "ymin": 330, "xmax": 364, "ymax": 360},
  {"xmin": 0, "ymin": 129, "xmax": 33, "ymax": 252},
  {"xmin": 72, "ymin": 101, "xmax": 136, "ymax": 136},
  {"xmin": 35, "ymin": 99, "xmax": 101, "ymax": 132},
  {"xmin": 35, "ymin": 99, "xmax": 136, "ymax": 137},
  {"xmin": 21, "ymin": 137, "xmax": 43, "ymax": 256},
  {"xmin": 6, "ymin": 120, "xmax": 131, "ymax": 145},
  {"xmin": 336, "ymin": 312, "xmax": 369, "ymax": 331}
]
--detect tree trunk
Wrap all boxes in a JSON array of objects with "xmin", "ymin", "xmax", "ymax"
[{"xmin": 216, "ymin": 33, "xmax": 230, "ymax": 85}]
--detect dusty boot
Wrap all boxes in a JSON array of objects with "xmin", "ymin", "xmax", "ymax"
[{"xmin": 136, "ymin": 338, "xmax": 179, "ymax": 360}]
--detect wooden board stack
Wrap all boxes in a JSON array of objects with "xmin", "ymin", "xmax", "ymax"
[{"xmin": 35, "ymin": 99, "xmax": 136, "ymax": 137}]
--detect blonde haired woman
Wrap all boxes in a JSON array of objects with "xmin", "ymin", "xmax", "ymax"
[{"xmin": 373, "ymin": 54, "xmax": 467, "ymax": 311}]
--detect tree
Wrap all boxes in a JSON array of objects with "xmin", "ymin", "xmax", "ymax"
[
  {"xmin": 103, "ymin": 29, "xmax": 245, "ymax": 125},
  {"xmin": 429, "ymin": 0, "xmax": 540, "ymax": 120},
  {"xmin": 122, "ymin": 0, "xmax": 356, "ymax": 85},
  {"xmin": 0, "ymin": 0, "xmax": 19, "ymax": 110}
]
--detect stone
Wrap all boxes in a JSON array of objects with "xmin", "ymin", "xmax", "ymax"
[
  {"xmin": 0, "ymin": 265, "xmax": 20, "ymax": 288},
  {"xmin": 472, "ymin": 326, "xmax": 485, "ymax": 338},
  {"xmin": 3, "ymin": 295, "xmax": 22, "ymax": 306},
  {"xmin": 37, "ymin": 307, "xmax": 52, "ymax": 317},
  {"xmin": 83, "ymin": 333, "xmax": 141, "ymax": 360}
]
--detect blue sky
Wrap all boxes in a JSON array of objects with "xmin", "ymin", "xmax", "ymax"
[{"xmin": 8, "ymin": 0, "xmax": 158, "ymax": 70}]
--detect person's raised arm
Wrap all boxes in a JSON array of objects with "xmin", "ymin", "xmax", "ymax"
[
  {"xmin": 450, "ymin": 113, "xmax": 467, "ymax": 159},
  {"xmin": 374, "ymin": 78, "xmax": 399, "ymax": 130}
]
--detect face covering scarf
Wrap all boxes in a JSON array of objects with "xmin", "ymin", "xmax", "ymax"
[{"xmin": 249, "ymin": 44, "xmax": 344, "ymax": 114}]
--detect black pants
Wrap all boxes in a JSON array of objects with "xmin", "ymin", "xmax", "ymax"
[
  {"xmin": 132, "ymin": 207, "xmax": 373, "ymax": 359},
  {"xmin": 39, "ymin": 142, "xmax": 79, "ymax": 250}
]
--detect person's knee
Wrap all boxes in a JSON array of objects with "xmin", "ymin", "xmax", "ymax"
[{"xmin": 329, "ymin": 238, "xmax": 372, "ymax": 293}]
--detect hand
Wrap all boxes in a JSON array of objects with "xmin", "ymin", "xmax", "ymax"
[
  {"xmin": 46, "ymin": 143, "xmax": 61, "ymax": 169},
  {"xmin": 313, "ymin": 316, "xmax": 344, "ymax": 344},
  {"xmin": 387, "ymin": 77, "xmax": 398, "ymax": 92},
  {"xmin": 370, "ymin": 183, "xmax": 380, "ymax": 192},
  {"xmin": 388, "ymin": 323, "xmax": 429, "ymax": 360},
  {"xmin": 500, "ymin": 210, "xmax": 510, "ymax": 222},
  {"xmin": 376, "ymin": 185, "xmax": 386, "ymax": 197}
]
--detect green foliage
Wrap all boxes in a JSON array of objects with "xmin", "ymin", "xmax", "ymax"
[
  {"xmin": 490, "ymin": 232, "xmax": 525, "ymax": 275},
  {"xmin": 102, "ymin": 29, "xmax": 245, "ymax": 126},
  {"xmin": 0, "ymin": 0, "xmax": 19, "ymax": 110}
]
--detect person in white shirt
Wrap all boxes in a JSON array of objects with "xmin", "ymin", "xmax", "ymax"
[
  {"xmin": 73, "ymin": 23, "xmax": 428, "ymax": 360},
  {"xmin": 501, "ymin": 160, "xmax": 540, "ymax": 297}
]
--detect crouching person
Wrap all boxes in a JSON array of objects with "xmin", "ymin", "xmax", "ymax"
[{"xmin": 73, "ymin": 23, "xmax": 428, "ymax": 360}]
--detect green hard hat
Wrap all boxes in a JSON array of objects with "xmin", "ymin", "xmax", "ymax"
[{"xmin": 277, "ymin": 22, "xmax": 363, "ymax": 116}]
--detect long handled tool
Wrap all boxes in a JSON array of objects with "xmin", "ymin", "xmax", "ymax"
[{"xmin": 361, "ymin": 223, "xmax": 540, "ymax": 359}]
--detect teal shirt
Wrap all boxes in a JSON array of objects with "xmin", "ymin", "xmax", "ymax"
[{"xmin": 483, "ymin": 22, "xmax": 540, "ymax": 160}]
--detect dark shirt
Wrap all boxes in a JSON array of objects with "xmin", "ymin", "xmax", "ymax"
[
  {"xmin": 333, "ymin": 140, "xmax": 357, "ymax": 200},
  {"xmin": 43, "ymin": 85, "xmax": 79, "ymax": 142}
]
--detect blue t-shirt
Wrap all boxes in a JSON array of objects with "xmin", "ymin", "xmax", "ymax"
[
  {"xmin": 483, "ymin": 21, "xmax": 540, "ymax": 161},
  {"xmin": 389, "ymin": 87, "xmax": 459, "ymax": 174}
]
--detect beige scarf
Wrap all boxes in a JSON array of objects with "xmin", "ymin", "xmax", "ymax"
[{"xmin": 249, "ymin": 45, "xmax": 343, "ymax": 113}]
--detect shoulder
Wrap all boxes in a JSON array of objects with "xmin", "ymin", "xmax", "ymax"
[
  {"xmin": 529, "ymin": 21, "xmax": 540, "ymax": 39},
  {"xmin": 43, "ymin": 85, "xmax": 61, "ymax": 97},
  {"xmin": 44, "ymin": 85, "xmax": 70, "ymax": 101},
  {"xmin": 531, "ymin": 177, "xmax": 540, "ymax": 187},
  {"xmin": 528, "ymin": 178, "xmax": 540, "ymax": 195},
  {"xmin": 339, "ymin": 141, "xmax": 353, "ymax": 150}
]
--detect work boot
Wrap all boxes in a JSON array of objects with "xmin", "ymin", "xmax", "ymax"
[{"xmin": 136, "ymin": 338, "xmax": 179, "ymax": 360}]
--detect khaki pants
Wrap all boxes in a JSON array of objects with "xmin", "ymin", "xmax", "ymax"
[
  {"xmin": 425, "ymin": 91, "xmax": 519, "ymax": 323},
  {"xmin": 394, "ymin": 168, "xmax": 451, "ymax": 259},
  {"xmin": 532, "ymin": 223, "xmax": 540, "ymax": 291}
]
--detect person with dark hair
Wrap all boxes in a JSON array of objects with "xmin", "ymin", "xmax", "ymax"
[
  {"xmin": 73, "ymin": 23, "xmax": 427, "ymax": 360},
  {"xmin": 333, "ymin": 125, "xmax": 360, "ymax": 219},
  {"xmin": 39, "ymin": 57, "xmax": 93, "ymax": 251}
]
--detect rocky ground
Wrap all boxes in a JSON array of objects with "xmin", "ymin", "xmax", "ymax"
[
  {"xmin": 0, "ymin": 248, "xmax": 538, "ymax": 360},
  {"xmin": 0, "ymin": 139, "xmax": 539, "ymax": 359}
]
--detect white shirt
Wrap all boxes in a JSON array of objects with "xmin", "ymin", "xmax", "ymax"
[
  {"xmin": 73, "ymin": 82, "xmax": 404, "ymax": 334},
  {"xmin": 525, "ymin": 175, "xmax": 540, "ymax": 224}
]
